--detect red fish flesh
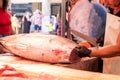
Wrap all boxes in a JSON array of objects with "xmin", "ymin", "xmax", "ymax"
[{"xmin": 0, "ymin": 65, "xmax": 58, "ymax": 80}]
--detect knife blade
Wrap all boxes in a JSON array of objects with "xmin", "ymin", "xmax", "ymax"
[{"xmin": 71, "ymin": 29, "xmax": 99, "ymax": 47}]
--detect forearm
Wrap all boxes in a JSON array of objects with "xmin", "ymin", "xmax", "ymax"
[
  {"xmin": 90, "ymin": 45, "xmax": 120, "ymax": 58},
  {"xmin": 70, "ymin": 33, "xmax": 120, "ymax": 62}
]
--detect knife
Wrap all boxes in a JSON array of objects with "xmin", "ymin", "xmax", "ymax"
[{"xmin": 70, "ymin": 29, "xmax": 99, "ymax": 48}]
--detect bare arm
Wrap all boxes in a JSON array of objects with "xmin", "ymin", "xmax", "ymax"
[
  {"xmin": 69, "ymin": 33, "xmax": 120, "ymax": 63},
  {"xmin": 90, "ymin": 33, "xmax": 120, "ymax": 58}
]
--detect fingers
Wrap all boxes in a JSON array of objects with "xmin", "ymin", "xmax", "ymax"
[{"xmin": 69, "ymin": 47, "xmax": 81, "ymax": 63}]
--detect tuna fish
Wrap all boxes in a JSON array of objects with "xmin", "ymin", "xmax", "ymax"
[{"xmin": 0, "ymin": 33, "xmax": 80, "ymax": 63}]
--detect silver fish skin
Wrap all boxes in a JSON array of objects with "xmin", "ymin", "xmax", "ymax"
[{"xmin": 0, "ymin": 33, "xmax": 78, "ymax": 63}]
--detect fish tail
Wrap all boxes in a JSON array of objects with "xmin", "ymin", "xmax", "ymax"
[
  {"xmin": 0, "ymin": 41, "xmax": 12, "ymax": 53},
  {"xmin": 0, "ymin": 42, "xmax": 5, "ymax": 53}
]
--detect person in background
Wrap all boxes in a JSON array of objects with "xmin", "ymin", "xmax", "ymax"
[
  {"xmin": 30, "ymin": 11, "xmax": 36, "ymax": 32},
  {"xmin": 70, "ymin": 0, "xmax": 120, "ymax": 62},
  {"xmin": 47, "ymin": 16, "xmax": 54, "ymax": 33},
  {"xmin": 0, "ymin": 0, "xmax": 12, "ymax": 37},
  {"xmin": 11, "ymin": 13, "xmax": 19, "ymax": 34},
  {"xmin": 17, "ymin": 17, "xmax": 22, "ymax": 33},
  {"xmin": 100, "ymin": 0, "xmax": 120, "ymax": 17},
  {"xmin": 56, "ymin": 6, "xmax": 62, "ymax": 36},
  {"xmin": 22, "ymin": 11, "xmax": 31, "ymax": 33},
  {"xmin": 30, "ymin": 9, "xmax": 42, "ymax": 32}
]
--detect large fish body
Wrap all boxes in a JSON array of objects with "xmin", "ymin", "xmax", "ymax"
[{"xmin": 0, "ymin": 33, "xmax": 78, "ymax": 63}]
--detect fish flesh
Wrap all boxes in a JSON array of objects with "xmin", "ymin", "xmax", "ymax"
[
  {"xmin": 0, "ymin": 77, "xmax": 29, "ymax": 80},
  {"xmin": 0, "ymin": 65, "xmax": 59, "ymax": 80},
  {"xmin": 0, "ymin": 33, "xmax": 80, "ymax": 63}
]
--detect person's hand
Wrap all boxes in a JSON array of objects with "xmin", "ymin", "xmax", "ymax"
[{"xmin": 69, "ymin": 46, "xmax": 91, "ymax": 63}]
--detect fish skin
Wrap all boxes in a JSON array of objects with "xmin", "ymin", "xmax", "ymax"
[{"xmin": 0, "ymin": 33, "xmax": 78, "ymax": 63}]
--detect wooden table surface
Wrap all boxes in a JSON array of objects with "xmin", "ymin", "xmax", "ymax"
[{"xmin": 0, "ymin": 55, "xmax": 120, "ymax": 80}]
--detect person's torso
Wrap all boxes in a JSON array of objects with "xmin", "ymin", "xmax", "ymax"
[
  {"xmin": 11, "ymin": 17, "xmax": 18, "ymax": 26},
  {"xmin": 34, "ymin": 14, "xmax": 42, "ymax": 26},
  {"xmin": 0, "ymin": 8, "xmax": 11, "ymax": 34}
]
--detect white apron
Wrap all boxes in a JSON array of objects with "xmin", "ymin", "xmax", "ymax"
[{"xmin": 103, "ymin": 13, "xmax": 120, "ymax": 75}]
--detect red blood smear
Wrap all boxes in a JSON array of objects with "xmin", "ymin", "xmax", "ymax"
[
  {"xmin": 0, "ymin": 65, "xmax": 28, "ymax": 78},
  {"xmin": 1, "ymin": 70, "xmax": 28, "ymax": 78},
  {"xmin": 0, "ymin": 77, "xmax": 29, "ymax": 80},
  {"xmin": 53, "ymin": 49, "xmax": 63, "ymax": 56},
  {"xmin": 0, "ymin": 65, "xmax": 15, "ymax": 74},
  {"xmin": 0, "ymin": 65, "xmax": 59, "ymax": 80}
]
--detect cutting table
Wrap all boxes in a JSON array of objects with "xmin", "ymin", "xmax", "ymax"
[{"xmin": 0, "ymin": 53, "xmax": 120, "ymax": 80}]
